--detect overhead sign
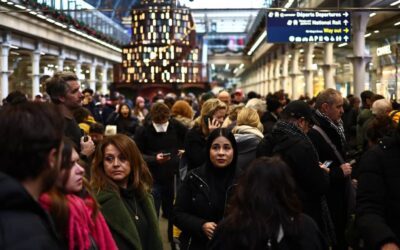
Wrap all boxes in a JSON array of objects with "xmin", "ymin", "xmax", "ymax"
[
  {"xmin": 266, "ymin": 11, "xmax": 351, "ymax": 43},
  {"xmin": 376, "ymin": 45, "xmax": 392, "ymax": 56}
]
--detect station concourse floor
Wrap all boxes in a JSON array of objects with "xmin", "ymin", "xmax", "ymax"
[{"xmin": 159, "ymin": 216, "xmax": 171, "ymax": 250}]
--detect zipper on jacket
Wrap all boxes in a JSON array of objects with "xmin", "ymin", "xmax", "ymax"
[{"xmin": 223, "ymin": 184, "xmax": 237, "ymax": 217}]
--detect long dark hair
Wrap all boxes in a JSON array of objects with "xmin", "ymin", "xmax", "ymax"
[{"xmin": 217, "ymin": 156, "xmax": 302, "ymax": 250}]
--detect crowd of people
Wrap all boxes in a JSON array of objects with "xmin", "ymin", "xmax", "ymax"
[{"xmin": 1, "ymin": 70, "xmax": 400, "ymax": 250}]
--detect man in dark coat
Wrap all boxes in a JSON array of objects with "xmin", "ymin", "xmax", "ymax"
[
  {"xmin": 257, "ymin": 100, "xmax": 330, "ymax": 239},
  {"xmin": 0, "ymin": 102, "xmax": 63, "ymax": 249},
  {"xmin": 308, "ymin": 88, "xmax": 353, "ymax": 250},
  {"xmin": 356, "ymin": 124, "xmax": 400, "ymax": 250}
]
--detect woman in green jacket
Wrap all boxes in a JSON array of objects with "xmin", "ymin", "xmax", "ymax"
[{"xmin": 91, "ymin": 134, "xmax": 163, "ymax": 250}]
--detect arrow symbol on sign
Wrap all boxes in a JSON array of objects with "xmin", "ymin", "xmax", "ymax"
[
  {"xmin": 344, "ymin": 20, "xmax": 349, "ymax": 26},
  {"xmin": 343, "ymin": 12, "xmax": 349, "ymax": 17},
  {"xmin": 343, "ymin": 28, "xmax": 349, "ymax": 33},
  {"xmin": 344, "ymin": 36, "xmax": 349, "ymax": 41}
]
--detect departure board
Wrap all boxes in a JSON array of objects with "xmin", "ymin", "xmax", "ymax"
[{"xmin": 266, "ymin": 11, "xmax": 351, "ymax": 43}]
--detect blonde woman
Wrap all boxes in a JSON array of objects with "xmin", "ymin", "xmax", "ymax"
[
  {"xmin": 184, "ymin": 98, "xmax": 227, "ymax": 171},
  {"xmin": 232, "ymin": 107, "xmax": 264, "ymax": 173}
]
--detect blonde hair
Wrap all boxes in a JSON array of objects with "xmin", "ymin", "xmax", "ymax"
[
  {"xmin": 195, "ymin": 98, "xmax": 227, "ymax": 135},
  {"xmin": 236, "ymin": 107, "xmax": 264, "ymax": 132}
]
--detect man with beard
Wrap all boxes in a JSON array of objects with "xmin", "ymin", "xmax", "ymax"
[
  {"xmin": 46, "ymin": 71, "xmax": 94, "ymax": 159},
  {"xmin": 0, "ymin": 102, "xmax": 64, "ymax": 249}
]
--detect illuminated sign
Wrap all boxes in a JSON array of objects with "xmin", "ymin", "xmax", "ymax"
[
  {"xmin": 376, "ymin": 45, "xmax": 392, "ymax": 56},
  {"xmin": 266, "ymin": 11, "xmax": 351, "ymax": 43}
]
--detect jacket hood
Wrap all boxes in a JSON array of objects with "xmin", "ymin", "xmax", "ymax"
[{"xmin": 235, "ymin": 133, "xmax": 262, "ymax": 154}]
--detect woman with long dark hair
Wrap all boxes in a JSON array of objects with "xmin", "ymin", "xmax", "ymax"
[
  {"xmin": 39, "ymin": 138, "xmax": 117, "ymax": 250},
  {"xmin": 173, "ymin": 128, "xmax": 238, "ymax": 250},
  {"xmin": 209, "ymin": 156, "xmax": 327, "ymax": 250}
]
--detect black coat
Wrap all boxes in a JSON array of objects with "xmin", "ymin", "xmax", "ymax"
[
  {"xmin": 172, "ymin": 166, "xmax": 236, "ymax": 250},
  {"xmin": 135, "ymin": 118, "xmax": 187, "ymax": 184},
  {"xmin": 308, "ymin": 115, "xmax": 350, "ymax": 248},
  {"xmin": 0, "ymin": 173, "xmax": 61, "ymax": 249},
  {"xmin": 356, "ymin": 136, "xmax": 400, "ymax": 250},
  {"xmin": 208, "ymin": 213, "xmax": 327, "ymax": 250},
  {"xmin": 257, "ymin": 130, "xmax": 329, "ymax": 230},
  {"xmin": 184, "ymin": 126, "xmax": 207, "ymax": 171}
]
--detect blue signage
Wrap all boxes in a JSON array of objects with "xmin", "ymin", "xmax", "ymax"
[{"xmin": 266, "ymin": 11, "xmax": 351, "ymax": 43}]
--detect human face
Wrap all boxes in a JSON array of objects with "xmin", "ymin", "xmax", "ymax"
[
  {"xmin": 120, "ymin": 105, "xmax": 130, "ymax": 118},
  {"xmin": 324, "ymin": 95, "xmax": 344, "ymax": 122},
  {"xmin": 89, "ymin": 132, "xmax": 104, "ymax": 146},
  {"xmin": 209, "ymin": 136, "xmax": 234, "ymax": 168},
  {"xmin": 60, "ymin": 149, "xmax": 85, "ymax": 193},
  {"xmin": 103, "ymin": 144, "xmax": 131, "ymax": 188},
  {"xmin": 64, "ymin": 81, "xmax": 83, "ymax": 109},
  {"xmin": 212, "ymin": 108, "xmax": 226, "ymax": 126}
]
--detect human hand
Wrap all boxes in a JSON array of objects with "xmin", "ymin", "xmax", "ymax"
[
  {"xmin": 208, "ymin": 118, "xmax": 221, "ymax": 133},
  {"xmin": 156, "ymin": 153, "xmax": 170, "ymax": 164},
  {"xmin": 202, "ymin": 222, "xmax": 217, "ymax": 239},
  {"xmin": 319, "ymin": 162, "xmax": 330, "ymax": 173},
  {"xmin": 340, "ymin": 163, "xmax": 352, "ymax": 177},
  {"xmin": 381, "ymin": 243, "xmax": 400, "ymax": 250},
  {"xmin": 177, "ymin": 149, "xmax": 185, "ymax": 158},
  {"xmin": 80, "ymin": 135, "xmax": 95, "ymax": 157}
]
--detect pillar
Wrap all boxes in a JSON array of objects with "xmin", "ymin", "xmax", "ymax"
[
  {"xmin": 101, "ymin": 62, "xmax": 108, "ymax": 94},
  {"xmin": 75, "ymin": 59, "xmax": 82, "ymax": 80},
  {"xmin": 57, "ymin": 48, "xmax": 65, "ymax": 71},
  {"xmin": 89, "ymin": 60, "xmax": 97, "ymax": 91},
  {"xmin": 1, "ymin": 43, "xmax": 10, "ymax": 99},
  {"xmin": 281, "ymin": 46, "xmax": 289, "ymax": 93},
  {"xmin": 321, "ymin": 43, "xmax": 336, "ymax": 89},
  {"xmin": 274, "ymin": 52, "xmax": 281, "ymax": 92},
  {"xmin": 290, "ymin": 49, "xmax": 301, "ymax": 99},
  {"xmin": 303, "ymin": 43, "xmax": 315, "ymax": 97},
  {"xmin": 268, "ymin": 60, "xmax": 275, "ymax": 93},
  {"xmin": 32, "ymin": 49, "xmax": 41, "ymax": 97},
  {"xmin": 348, "ymin": 12, "xmax": 371, "ymax": 98}
]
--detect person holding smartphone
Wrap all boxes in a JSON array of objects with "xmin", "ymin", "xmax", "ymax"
[{"xmin": 184, "ymin": 98, "xmax": 228, "ymax": 171}]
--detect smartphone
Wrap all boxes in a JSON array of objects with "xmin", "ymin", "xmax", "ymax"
[
  {"xmin": 162, "ymin": 153, "xmax": 171, "ymax": 157},
  {"xmin": 323, "ymin": 160, "xmax": 333, "ymax": 168},
  {"xmin": 203, "ymin": 115, "xmax": 210, "ymax": 125}
]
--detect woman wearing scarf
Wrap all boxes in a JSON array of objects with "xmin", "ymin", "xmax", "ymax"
[
  {"xmin": 39, "ymin": 138, "xmax": 117, "ymax": 250},
  {"xmin": 91, "ymin": 134, "xmax": 163, "ymax": 250},
  {"xmin": 173, "ymin": 128, "xmax": 238, "ymax": 250}
]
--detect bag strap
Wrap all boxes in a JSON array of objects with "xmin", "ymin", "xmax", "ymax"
[{"xmin": 312, "ymin": 125, "xmax": 345, "ymax": 164}]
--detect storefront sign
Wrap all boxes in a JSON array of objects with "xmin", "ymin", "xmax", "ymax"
[
  {"xmin": 266, "ymin": 11, "xmax": 351, "ymax": 43},
  {"xmin": 377, "ymin": 45, "xmax": 392, "ymax": 56}
]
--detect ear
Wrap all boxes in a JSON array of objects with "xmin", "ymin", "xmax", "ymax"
[
  {"xmin": 47, "ymin": 148, "xmax": 59, "ymax": 170},
  {"xmin": 321, "ymin": 102, "xmax": 329, "ymax": 113},
  {"xmin": 58, "ymin": 95, "xmax": 66, "ymax": 104}
]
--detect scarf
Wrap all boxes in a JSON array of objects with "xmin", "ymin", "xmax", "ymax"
[
  {"xmin": 315, "ymin": 110, "xmax": 346, "ymax": 148},
  {"xmin": 232, "ymin": 125, "xmax": 264, "ymax": 139},
  {"xmin": 274, "ymin": 121, "xmax": 319, "ymax": 161},
  {"xmin": 40, "ymin": 194, "xmax": 118, "ymax": 250}
]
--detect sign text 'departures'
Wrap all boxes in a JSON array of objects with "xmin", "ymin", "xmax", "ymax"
[{"xmin": 266, "ymin": 11, "xmax": 351, "ymax": 43}]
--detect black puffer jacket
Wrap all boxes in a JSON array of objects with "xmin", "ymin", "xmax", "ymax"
[
  {"xmin": 172, "ymin": 166, "xmax": 236, "ymax": 250},
  {"xmin": 234, "ymin": 133, "xmax": 262, "ymax": 173},
  {"xmin": 0, "ymin": 172, "xmax": 61, "ymax": 249},
  {"xmin": 356, "ymin": 135, "xmax": 400, "ymax": 250}
]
